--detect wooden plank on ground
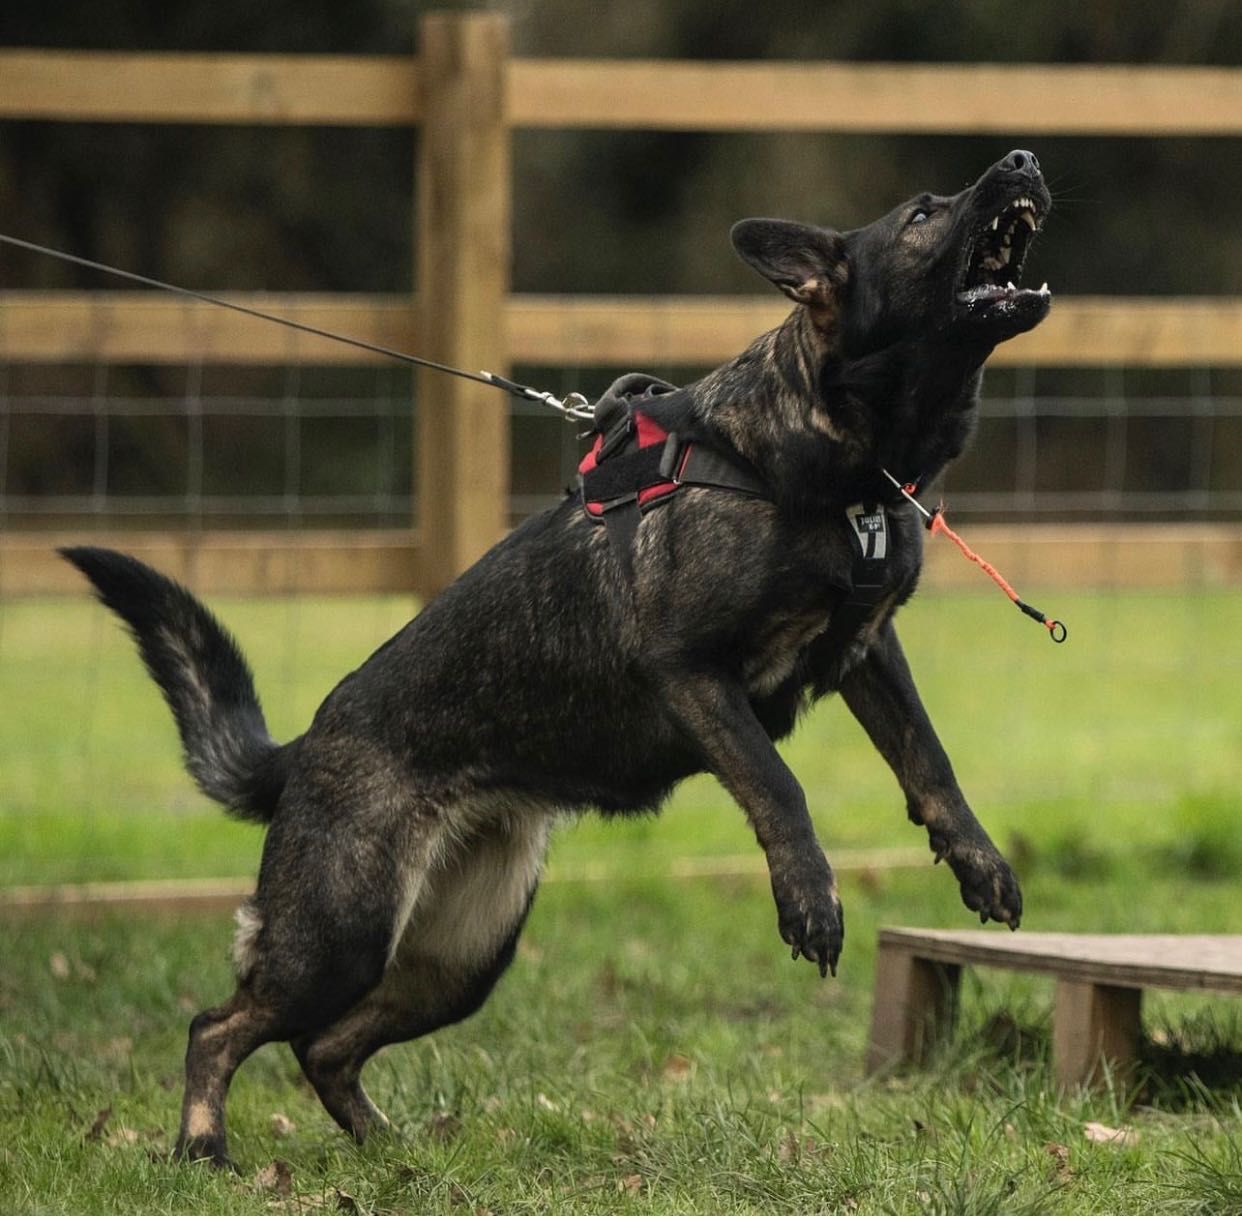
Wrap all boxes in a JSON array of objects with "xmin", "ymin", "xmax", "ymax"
[
  {"xmin": 867, "ymin": 946, "xmax": 961, "ymax": 1072},
  {"xmin": 0, "ymin": 877, "xmax": 254, "ymax": 918},
  {"xmin": 878, "ymin": 928, "xmax": 1242, "ymax": 996},
  {"xmin": 1052, "ymin": 979, "xmax": 1142, "ymax": 1091},
  {"xmin": 0, "ymin": 849, "xmax": 929, "ymax": 917}
]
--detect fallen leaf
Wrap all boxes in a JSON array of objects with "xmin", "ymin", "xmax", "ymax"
[
  {"xmin": 270, "ymin": 1112, "xmax": 296, "ymax": 1138},
  {"xmin": 335, "ymin": 1187, "xmax": 360, "ymax": 1214},
  {"xmin": 102, "ymin": 1037, "xmax": 134, "ymax": 1059},
  {"xmin": 1084, "ymin": 1121, "xmax": 1139, "ymax": 1147},
  {"xmin": 777, "ymin": 1132, "xmax": 817, "ymax": 1164},
  {"xmin": 535, "ymin": 1092, "xmax": 558, "ymax": 1112},
  {"xmin": 105, "ymin": 1126, "xmax": 140, "ymax": 1148},
  {"xmin": 254, "ymin": 1158, "xmax": 294, "ymax": 1197},
  {"xmin": 619, "ymin": 1173, "xmax": 644, "ymax": 1196},
  {"xmin": 426, "ymin": 1111, "xmax": 462, "ymax": 1143},
  {"xmin": 73, "ymin": 958, "xmax": 97, "ymax": 983},
  {"xmin": 84, "ymin": 1106, "xmax": 112, "ymax": 1142},
  {"xmin": 1044, "ymin": 1141, "xmax": 1073, "ymax": 1184},
  {"xmin": 661, "ymin": 1053, "xmax": 694, "ymax": 1082},
  {"xmin": 49, "ymin": 952, "xmax": 71, "ymax": 981},
  {"xmin": 856, "ymin": 866, "xmax": 884, "ymax": 896}
]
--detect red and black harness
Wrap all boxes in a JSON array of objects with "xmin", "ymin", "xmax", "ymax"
[
  {"xmin": 577, "ymin": 375, "xmax": 894, "ymax": 638},
  {"xmin": 577, "ymin": 373, "xmax": 1064, "ymax": 643},
  {"xmin": 578, "ymin": 379, "xmax": 765, "ymax": 577}
]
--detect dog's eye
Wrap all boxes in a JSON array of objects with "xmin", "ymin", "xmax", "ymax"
[{"xmin": 908, "ymin": 209, "xmax": 931, "ymax": 225}]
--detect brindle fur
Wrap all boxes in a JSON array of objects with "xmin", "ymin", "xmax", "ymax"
[{"xmin": 62, "ymin": 150, "xmax": 1052, "ymax": 1168}]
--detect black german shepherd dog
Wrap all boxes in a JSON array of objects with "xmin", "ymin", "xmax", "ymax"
[{"xmin": 64, "ymin": 149, "xmax": 1051, "ymax": 1167}]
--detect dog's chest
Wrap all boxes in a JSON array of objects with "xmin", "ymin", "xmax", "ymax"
[
  {"xmin": 741, "ymin": 608, "xmax": 830, "ymax": 696},
  {"xmin": 740, "ymin": 504, "xmax": 920, "ymax": 696}
]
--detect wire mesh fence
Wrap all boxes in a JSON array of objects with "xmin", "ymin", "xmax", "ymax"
[
  {"xmin": 2, "ymin": 358, "xmax": 1242, "ymax": 529},
  {"xmin": 1, "ymin": 348, "xmax": 1240, "ymax": 889}
]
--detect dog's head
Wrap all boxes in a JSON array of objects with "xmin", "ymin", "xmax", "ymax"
[{"xmin": 733, "ymin": 149, "xmax": 1052, "ymax": 357}]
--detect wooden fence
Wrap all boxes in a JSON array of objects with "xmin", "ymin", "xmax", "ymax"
[{"xmin": 3, "ymin": 15, "xmax": 1242, "ymax": 597}]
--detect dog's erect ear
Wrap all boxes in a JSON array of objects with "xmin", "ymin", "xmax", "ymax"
[{"xmin": 731, "ymin": 219, "xmax": 848, "ymax": 309}]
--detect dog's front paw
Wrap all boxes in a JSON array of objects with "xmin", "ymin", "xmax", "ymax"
[
  {"xmin": 769, "ymin": 847, "xmax": 844, "ymax": 977},
  {"xmin": 930, "ymin": 831, "xmax": 1022, "ymax": 929}
]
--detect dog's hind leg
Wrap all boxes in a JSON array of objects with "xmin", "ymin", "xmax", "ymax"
[
  {"xmin": 291, "ymin": 806, "xmax": 549, "ymax": 1142},
  {"xmin": 176, "ymin": 809, "xmax": 416, "ymax": 1165},
  {"xmin": 291, "ymin": 952, "xmax": 517, "ymax": 1143},
  {"xmin": 175, "ymin": 990, "xmax": 283, "ymax": 1168},
  {"xmin": 175, "ymin": 929, "xmax": 393, "ymax": 1167}
]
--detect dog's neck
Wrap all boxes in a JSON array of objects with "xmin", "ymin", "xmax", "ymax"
[{"xmin": 684, "ymin": 307, "xmax": 990, "ymax": 515}]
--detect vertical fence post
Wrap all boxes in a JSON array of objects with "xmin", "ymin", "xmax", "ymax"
[{"xmin": 415, "ymin": 12, "xmax": 511, "ymax": 595}]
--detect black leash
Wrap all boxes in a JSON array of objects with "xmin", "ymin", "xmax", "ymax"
[
  {"xmin": 0, "ymin": 232, "xmax": 593, "ymax": 419},
  {"xmin": 1, "ymin": 232, "xmax": 1068, "ymax": 644}
]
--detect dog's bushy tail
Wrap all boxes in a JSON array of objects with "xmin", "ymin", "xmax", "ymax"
[{"xmin": 60, "ymin": 546, "xmax": 291, "ymax": 822}]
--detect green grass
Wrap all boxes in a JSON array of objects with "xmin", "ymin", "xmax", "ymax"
[
  {"xmin": 2, "ymin": 587, "xmax": 1239, "ymax": 884},
  {"xmin": 1, "ymin": 587, "xmax": 1241, "ymax": 1212}
]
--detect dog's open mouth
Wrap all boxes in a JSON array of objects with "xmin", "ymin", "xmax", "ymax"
[{"xmin": 955, "ymin": 193, "xmax": 1050, "ymax": 309}]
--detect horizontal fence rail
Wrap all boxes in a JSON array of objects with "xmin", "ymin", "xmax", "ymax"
[
  {"xmin": 3, "ymin": 25, "xmax": 1242, "ymax": 598},
  {"xmin": 5, "ymin": 524, "xmax": 1240, "ymax": 598},
  {"xmin": 5, "ymin": 292, "xmax": 1242, "ymax": 367},
  {"xmin": 4, "ymin": 53, "xmax": 1242, "ymax": 134}
]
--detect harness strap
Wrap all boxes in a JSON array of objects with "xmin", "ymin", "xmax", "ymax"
[
  {"xmin": 677, "ymin": 445, "xmax": 768, "ymax": 498},
  {"xmin": 578, "ymin": 379, "xmax": 768, "ymax": 577},
  {"xmin": 830, "ymin": 502, "xmax": 891, "ymax": 642}
]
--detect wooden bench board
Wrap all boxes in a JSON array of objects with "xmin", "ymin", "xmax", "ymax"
[
  {"xmin": 870, "ymin": 928, "xmax": 1242, "ymax": 1087},
  {"xmin": 879, "ymin": 928, "xmax": 1242, "ymax": 996}
]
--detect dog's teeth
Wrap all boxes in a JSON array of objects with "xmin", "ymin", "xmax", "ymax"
[
  {"xmin": 1021, "ymin": 210, "xmax": 1037, "ymax": 231},
  {"xmin": 998, "ymin": 246, "xmax": 1011, "ymax": 265},
  {"xmin": 991, "ymin": 216, "xmax": 999, "ymax": 231},
  {"xmin": 1007, "ymin": 281, "xmax": 1016, "ymax": 291}
]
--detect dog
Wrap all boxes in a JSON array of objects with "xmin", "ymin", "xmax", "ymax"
[{"xmin": 63, "ymin": 148, "xmax": 1051, "ymax": 1167}]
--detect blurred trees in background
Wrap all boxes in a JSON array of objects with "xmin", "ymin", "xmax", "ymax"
[{"xmin": 1, "ymin": 0, "xmax": 1240, "ymax": 522}]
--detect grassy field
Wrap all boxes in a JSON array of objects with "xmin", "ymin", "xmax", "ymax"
[{"xmin": 1, "ymin": 587, "xmax": 1241, "ymax": 1212}]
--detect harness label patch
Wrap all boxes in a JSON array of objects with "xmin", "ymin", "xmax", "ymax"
[{"xmin": 847, "ymin": 502, "xmax": 888, "ymax": 560}]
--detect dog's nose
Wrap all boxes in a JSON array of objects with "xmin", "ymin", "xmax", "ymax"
[{"xmin": 1001, "ymin": 149, "xmax": 1040, "ymax": 174}]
